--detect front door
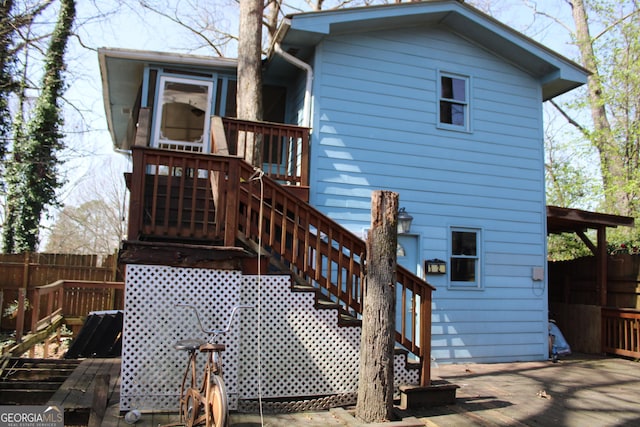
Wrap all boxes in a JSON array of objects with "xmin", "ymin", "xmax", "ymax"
[{"xmin": 153, "ymin": 75, "xmax": 214, "ymax": 153}]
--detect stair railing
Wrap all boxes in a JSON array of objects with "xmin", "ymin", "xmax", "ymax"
[
  {"xmin": 127, "ymin": 146, "xmax": 434, "ymax": 385},
  {"xmin": 235, "ymin": 160, "xmax": 434, "ymax": 385}
]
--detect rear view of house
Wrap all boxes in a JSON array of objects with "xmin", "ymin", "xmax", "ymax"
[{"xmin": 100, "ymin": 0, "xmax": 588, "ymax": 412}]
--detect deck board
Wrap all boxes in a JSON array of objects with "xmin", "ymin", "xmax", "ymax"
[
  {"xmin": 47, "ymin": 358, "xmax": 121, "ymax": 411},
  {"xmin": 404, "ymin": 354, "xmax": 640, "ymax": 427},
  {"xmin": 45, "ymin": 354, "xmax": 640, "ymax": 426}
]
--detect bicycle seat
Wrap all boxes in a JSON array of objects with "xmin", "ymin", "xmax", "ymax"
[
  {"xmin": 199, "ymin": 343, "xmax": 226, "ymax": 352},
  {"xmin": 174, "ymin": 339, "xmax": 205, "ymax": 352}
]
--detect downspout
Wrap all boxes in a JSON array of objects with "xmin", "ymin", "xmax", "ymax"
[
  {"xmin": 114, "ymin": 148, "xmax": 132, "ymax": 156},
  {"xmin": 274, "ymin": 42, "xmax": 313, "ymax": 129}
]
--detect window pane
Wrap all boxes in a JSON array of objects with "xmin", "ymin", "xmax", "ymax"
[
  {"xmin": 452, "ymin": 78, "xmax": 466, "ymax": 101},
  {"xmin": 441, "ymin": 77, "xmax": 466, "ymax": 101},
  {"xmin": 450, "ymin": 258, "xmax": 476, "ymax": 282},
  {"xmin": 452, "ymin": 231, "xmax": 476, "ymax": 256},
  {"xmin": 440, "ymin": 101, "xmax": 465, "ymax": 126},
  {"xmin": 159, "ymin": 81, "xmax": 209, "ymax": 145}
]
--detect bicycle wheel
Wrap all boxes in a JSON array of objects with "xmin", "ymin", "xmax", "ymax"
[
  {"xmin": 182, "ymin": 388, "xmax": 202, "ymax": 427},
  {"xmin": 205, "ymin": 375, "xmax": 228, "ymax": 427}
]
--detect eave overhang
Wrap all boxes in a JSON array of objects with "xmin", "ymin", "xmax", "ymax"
[
  {"xmin": 547, "ymin": 206, "xmax": 635, "ymax": 235},
  {"xmin": 268, "ymin": 0, "xmax": 588, "ymax": 100}
]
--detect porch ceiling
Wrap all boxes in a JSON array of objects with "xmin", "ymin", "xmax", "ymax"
[
  {"xmin": 546, "ymin": 205, "xmax": 635, "ymax": 235},
  {"xmin": 98, "ymin": 48, "xmax": 237, "ymax": 150}
]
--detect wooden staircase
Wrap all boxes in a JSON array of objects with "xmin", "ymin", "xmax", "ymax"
[
  {"xmin": 232, "ymin": 160, "xmax": 434, "ymax": 384},
  {"xmin": 126, "ymin": 117, "xmax": 435, "ymax": 385},
  {"xmin": 0, "ymin": 358, "xmax": 81, "ymax": 405}
]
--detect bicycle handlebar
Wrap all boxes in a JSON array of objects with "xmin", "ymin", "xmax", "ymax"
[{"xmin": 177, "ymin": 304, "xmax": 253, "ymax": 339}]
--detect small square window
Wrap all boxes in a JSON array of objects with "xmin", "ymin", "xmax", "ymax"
[{"xmin": 438, "ymin": 72, "xmax": 469, "ymax": 131}]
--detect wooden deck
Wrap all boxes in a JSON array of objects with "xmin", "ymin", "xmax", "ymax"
[
  {"xmin": 47, "ymin": 354, "xmax": 640, "ymax": 426},
  {"xmin": 46, "ymin": 358, "xmax": 121, "ymax": 426},
  {"xmin": 403, "ymin": 353, "xmax": 640, "ymax": 427}
]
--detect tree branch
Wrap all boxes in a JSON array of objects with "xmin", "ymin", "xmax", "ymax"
[
  {"xmin": 139, "ymin": 1, "xmax": 225, "ymax": 56},
  {"xmin": 593, "ymin": 8, "xmax": 640, "ymax": 42},
  {"xmin": 549, "ymin": 98, "xmax": 591, "ymax": 139}
]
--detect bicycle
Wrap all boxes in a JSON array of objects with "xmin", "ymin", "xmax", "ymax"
[{"xmin": 168, "ymin": 304, "xmax": 252, "ymax": 427}]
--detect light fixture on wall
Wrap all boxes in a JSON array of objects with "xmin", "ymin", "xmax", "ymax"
[
  {"xmin": 426, "ymin": 259, "xmax": 446, "ymax": 274},
  {"xmin": 397, "ymin": 207, "xmax": 413, "ymax": 234}
]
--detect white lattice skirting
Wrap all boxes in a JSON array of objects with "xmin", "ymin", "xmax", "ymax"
[{"xmin": 121, "ymin": 264, "xmax": 419, "ymax": 412}]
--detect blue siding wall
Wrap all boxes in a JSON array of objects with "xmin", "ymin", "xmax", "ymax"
[{"xmin": 308, "ymin": 26, "xmax": 548, "ymax": 363}]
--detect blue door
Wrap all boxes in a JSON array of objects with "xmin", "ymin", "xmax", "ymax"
[{"xmin": 396, "ymin": 235, "xmax": 420, "ymax": 348}]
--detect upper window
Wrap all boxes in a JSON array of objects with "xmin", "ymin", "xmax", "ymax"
[
  {"xmin": 450, "ymin": 228, "xmax": 481, "ymax": 288},
  {"xmin": 153, "ymin": 75, "xmax": 213, "ymax": 153},
  {"xmin": 438, "ymin": 72, "xmax": 469, "ymax": 131}
]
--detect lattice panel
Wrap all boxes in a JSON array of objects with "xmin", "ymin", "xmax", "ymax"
[
  {"xmin": 394, "ymin": 354, "xmax": 420, "ymax": 386},
  {"xmin": 238, "ymin": 275, "xmax": 362, "ymax": 398},
  {"xmin": 120, "ymin": 265, "xmax": 243, "ymax": 411},
  {"xmin": 120, "ymin": 265, "xmax": 419, "ymax": 412}
]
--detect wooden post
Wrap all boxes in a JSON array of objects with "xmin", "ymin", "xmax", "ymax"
[
  {"xmin": 127, "ymin": 148, "xmax": 145, "ymax": 241},
  {"xmin": 356, "ymin": 190, "xmax": 398, "ymax": 423},
  {"xmin": 419, "ymin": 293, "xmax": 432, "ymax": 387},
  {"xmin": 224, "ymin": 160, "xmax": 239, "ymax": 246},
  {"xmin": 15, "ymin": 288, "xmax": 26, "ymax": 341},
  {"xmin": 22, "ymin": 252, "xmax": 31, "ymax": 289},
  {"xmin": 597, "ymin": 226, "xmax": 607, "ymax": 306}
]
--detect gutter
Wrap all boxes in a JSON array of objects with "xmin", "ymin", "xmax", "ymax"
[
  {"xmin": 114, "ymin": 148, "xmax": 132, "ymax": 157},
  {"xmin": 273, "ymin": 41, "xmax": 313, "ymax": 129}
]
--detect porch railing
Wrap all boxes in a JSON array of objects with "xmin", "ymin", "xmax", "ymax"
[
  {"xmin": 602, "ymin": 307, "xmax": 640, "ymax": 358},
  {"xmin": 13, "ymin": 280, "xmax": 124, "ymax": 341},
  {"xmin": 214, "ymin": 117, "xmax": 310, "ymax": 187},
  {"xmin": 127, "ymin": 147, "xmax": 236, "ymax": 244},
  {"xmin": 127, "ymin": 146, "xmax": 434, "ymax": 385}
]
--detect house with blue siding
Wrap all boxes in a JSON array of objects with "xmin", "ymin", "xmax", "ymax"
[
  {"xmin": 99, "ymin": 0, "xmax": 589, "ymax": 412},
  {"xmin": 267, "ymin": 1, "xmax": 587, "ymax": 363}
]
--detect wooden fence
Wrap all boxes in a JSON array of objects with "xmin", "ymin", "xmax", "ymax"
[
  {"xmin": 549, "ymin": 254, "xmax": 640, "ymax": 357},
  {"xmin": 0, "ymin": 252, "xmax": 121, "ymax": 331},
  {"xmin": 549, "ymin": 254, "xmax": 640, "ymax": 308}
]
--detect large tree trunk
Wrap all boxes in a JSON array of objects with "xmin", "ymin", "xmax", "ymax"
[
  {"xmin": 356, "ymin": 190, "xmax": 398, "ymax": 423},
  {"xmin": 570, "ymin": 0, "xmax": 628, "ymax": 215},
  {"xmin": 237, "ymin": 0, "xmax": 263, "ymax": 167}
]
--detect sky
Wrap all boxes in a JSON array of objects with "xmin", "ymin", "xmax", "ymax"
[{"xmin": 44, "ymin": 0, "xmax": 589, "ymax": 244}]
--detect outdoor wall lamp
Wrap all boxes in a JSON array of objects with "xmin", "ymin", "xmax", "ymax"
[
  {"xmin": 397, "ymin": 207, "xmax": 413, "ymax": 234},
  {"xmin": 426, "ymin": 259, "xmax": 447, "ymax": 274}
]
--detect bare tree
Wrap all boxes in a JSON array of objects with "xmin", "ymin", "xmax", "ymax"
[
  {"xmin": 45, "ymin": 158, "xmax": 127, "ymax": 255},
  {"xmin": 237, "ymin": 0, "xmax": 264, "ymax": 166},
  {"xmin": 356, "ymin": 190, "xmax": 397, "ymax": 423}
]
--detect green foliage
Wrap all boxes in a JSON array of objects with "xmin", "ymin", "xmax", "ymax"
[
  {"xmin": 2, "ymin": 0, "xmax": 76, "ymax": 253},
  {"xmin": 547, "ymin": 233, "xmax": 593, "ymax": 261},
  {"xmin": 546, "ymin": 1, "xmax": 640, "ymax": 259},
  {"xmin": 0, "ymin": 0, "xmax": 16, "ymax": 177},
  {"xmin": 2, "ymin": 298, "xmax": 30, "ymax": 318},
  {"xmin": 584, "ymin": 1, "xmax": 640, "ymax": 216}
]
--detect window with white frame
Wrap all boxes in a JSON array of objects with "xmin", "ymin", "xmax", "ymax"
[
  {"xmin": 438, "ymin": 72, "xmax": 469, "ymax": 131},
  {"xmin": 450, "ymin": 228, "xmax": 481, "ymax": 287}
]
